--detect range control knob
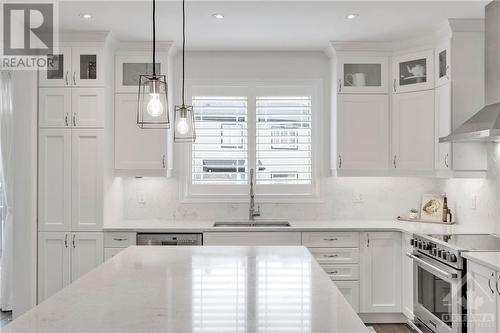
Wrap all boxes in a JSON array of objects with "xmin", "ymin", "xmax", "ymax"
[
  {"xmin": 424, "ymin": 243, "xmax": 432, "ymax": 251},
  {"xmin": 410, "ymin": 239, "xmax": 415, "ymax": 246},
  {"xmin": 448, "ymin": 253, "xmax": 458, "ymax": 262},
  {"xmin": 437, "ymin": 249, "xmax": 443, "ymax": 257},
  {"xmin": 441, "ymin": 251, "xmax": 449, "ymax": 260},
  {"xmin": 431, "ymin": 248, "xmax": 437, "ymax": 256},
  {"xmin": 418, "ymin": 241, "xmax": 423, "ymax": 249}
]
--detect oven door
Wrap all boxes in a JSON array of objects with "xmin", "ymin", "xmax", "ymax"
[{"xmin": 407, "ymin": 252, "xmax": 464, "ymax": 333}]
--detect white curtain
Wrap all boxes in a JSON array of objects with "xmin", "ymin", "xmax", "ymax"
[{"xmin": 0, "ymin": 71, "xmax": 13, "ymax": 311}]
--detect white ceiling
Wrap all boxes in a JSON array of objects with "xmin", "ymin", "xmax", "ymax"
[{"xmin": 59, "ymin": 1, "xmax": 488, "ymax": 50}]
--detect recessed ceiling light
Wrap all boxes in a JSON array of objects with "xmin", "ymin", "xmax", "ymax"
[
  {"xmin": 212, "ymin": 13, "xmax": 224, "ymax": 20},
  {"xmin": 346, "ymin": 13, "xmax": 359, "ymax": 20},
  {"xmin": 79, "ymin": 13, "xmax": 92, "ymax": 20}
]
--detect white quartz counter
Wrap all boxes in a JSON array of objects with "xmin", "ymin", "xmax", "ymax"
[
  {"xmin": 463, "ymin": 252, "xmax": 500, "ymax": 271},
  {"xmin": 4, "ymin": 246, "xmax": 369, "ymax": 333},
  {"xmin": 103, "ymin": 219, "xmax": 488, "ymax": 235}
]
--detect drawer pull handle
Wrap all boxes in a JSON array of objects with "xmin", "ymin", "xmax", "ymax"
[
  {"xmin": 324, "ymin": 238, "xmax": 338, "ymax": 241},
  {"xmin": 327, "ymin": 271, "xmax": 339, "ymax": 275},
  {"xmin": 325, "ymin": 254, "xmax": 338, "ymax": 258},
  {"xmin": 113, "ymin": 238, "xmax": 128, "ymax": 241}
]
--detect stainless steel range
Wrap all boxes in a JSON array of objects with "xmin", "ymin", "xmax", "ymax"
[{"xmin": 408, "ymin": 233, "xmax": 500, "ymax": 333}]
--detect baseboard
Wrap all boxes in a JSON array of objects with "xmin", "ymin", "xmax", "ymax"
[{"xmin": 359, "ymin": 312, "xmax": 408, "ymax": 324}]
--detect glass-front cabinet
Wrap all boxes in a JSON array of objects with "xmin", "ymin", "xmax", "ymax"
[
  {"xmin": 115, "ymin": 55, "xmax": 166, "ymax": 93},
  {"xmin": 39, "ymin": 46, "xmax": 104, "ymax": 87},
  {"xmin": 337, "ymin": 56, "xmax": 389, "ymax": 94},
  {"xmin": 392, "ymin": 50, "xmax": 434, "ymax": 93},
  {"xmin": 435, "ymin": 41, "xmax": 451, "ymax": 87}
]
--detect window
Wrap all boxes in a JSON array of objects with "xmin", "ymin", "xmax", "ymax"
[{"xmin": 184, "ymin": 81, "xmax": 321, "ymax": 202}]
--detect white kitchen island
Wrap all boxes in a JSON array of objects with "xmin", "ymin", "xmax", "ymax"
[{"xmin": 5, "ymin": 246, "xmax": 369, "ymax": 333}]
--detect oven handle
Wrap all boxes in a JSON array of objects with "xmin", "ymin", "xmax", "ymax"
[{"xmin": 406, "ymin": 252, "xmax": 458, "ymax": 279}]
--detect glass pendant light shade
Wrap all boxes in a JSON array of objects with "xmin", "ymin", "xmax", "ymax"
[
  {"xmin": 174, "ymin": 104, "xmax": 196, "ymax": 142},
  {"xmin": 137, "ymin": 74, "xmax": 170, "ymax": 129}
]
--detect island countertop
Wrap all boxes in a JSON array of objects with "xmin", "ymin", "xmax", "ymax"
[{"xmin": 4, "ymin": 246, "xmax": 369, "ymax": 333}]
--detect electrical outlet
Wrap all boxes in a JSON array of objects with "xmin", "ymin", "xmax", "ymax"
[
  {"xmin": 138, "ymin": 191, "xmax": 146, "ymax": 205},
  {"xmin": 352, "ymin": 192, "xmax": 364, "ymax": 204},
  {"xmin": 470, "ymin": 195, "xmax": 477, "ymax": 210}
]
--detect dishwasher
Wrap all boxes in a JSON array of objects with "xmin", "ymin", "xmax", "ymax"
[{"xmin": 136, "ymin": 233, "xmax": 203, "ymax": 246}]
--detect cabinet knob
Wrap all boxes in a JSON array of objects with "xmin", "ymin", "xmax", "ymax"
[
  {"xmin": 338, "ymin": 155, "xmax": 342, "ymax": 169},
  {"xmin": 65, "ymin": 112, "xmax": 69, "ymax": 127},
  {"xmin": 162, "ymin": 155, "xmax": 166, "ymax": 168},
  {"xmin": 73, "ymin": 72, "xmax": 76, "ymax": 85},
  {"xmin": 64, "ymin": 234, "xmax": 68, "ymax": 248},
  {"xmin": 393, "ymin": 155, "xmax": 397, "ymax": 169},
  {"xmin": 72, "ymin": 112, "xmax": 77, "ymax": 126},
  {"xmin": 393, "ymin": 79, "xmax": 397, "ymax": 92},
  {"xmin": 444, "ymin": 153, "xmax": 449, "ymax": 168},
  {"xmin": 72, "ymin": 234, "xmax": 76, "ymax": 249},
  {"xmin": 338, "ymin": 79, "xmax": 342, "ymax": 93},
  {"xmin": 65, "ymin": 71, "xmax": 69, "ymax": 86}
]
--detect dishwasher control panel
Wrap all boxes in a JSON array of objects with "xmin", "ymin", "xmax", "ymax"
[{"xmin": 137, "ymin": 233, "xmax": 203, "ymax": 246}]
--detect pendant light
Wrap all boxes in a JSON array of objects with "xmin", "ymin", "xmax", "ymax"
[
  {"xmin": 174, "ymin": 0, "xmax": 196, "ymax": 142},
  {"xmin": 137, "ymin": 0, "xmax": 170, "ymax": 129}
]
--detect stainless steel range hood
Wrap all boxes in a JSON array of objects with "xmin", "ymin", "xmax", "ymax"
[
  {"xmin": 440, "ymin": 0, "xmax": 500, "ymax": 143},
  {"xmin": 439, "ymin": 103, "xmax": 500, "ymax": 142}
]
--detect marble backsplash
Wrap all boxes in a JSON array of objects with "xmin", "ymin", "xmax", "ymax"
[{"xmin": 120, "ymin": 143, "xmax": 500, "ymax": 233}]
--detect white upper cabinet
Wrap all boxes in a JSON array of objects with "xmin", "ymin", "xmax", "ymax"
[
  {"xmin": 39, "ymin": 46, "xmax": 104, "ymax": 87},
  {"xmin": 71, "ymin": 47, "xmax": 104, "ymax": 87},
  {"xmin": 38, "ymin": 130, "xmax": 72, "ymax": 231},
  {"xmin": 360, "ymin": 232, "xmax": 402, "ymax": 313},
  {"xmin": 337, "ymin": 56, "xmax": 389, "ymax": 94},
  {"xmin": 39, "ymin": 47, "xmax": 72, "ymax": 87},
  {"xmin": 392, "ymin": 90, "xmax": 435, "ymax": 171},
  {"xmin": 114, "ymin": 94, "xmax": 167, "ymax": 170},
  {"xmin": 37, "ymin": 232, "xmax": 71, "ymax": 302},
  {"xmin": 115, "ymin": 55, "xmax": 166, "ymax": 93},
  {"xmin": 71, "ymin": 130, "xmax": 103, "ymax": 231},
  {"xmin": 71, "ymin": 88, "xmax": 105, "ymax": 128},
  {"xmin": 392, "ymin": 50, "xmax": 434, "ymax": 93},
  {"xmin": 435, "ymin": 41, "xmax": 451, "ymax": 87},
  {"xmin": 70, "ymin": 232, "xmax": 103, "ymax": 281},
  {"xmin": 337, "ymin": 95, "xmax": 389, "ymax": 170},
  {"xmin": 39, "ymin": 88, "xmax": 72, "ymax": 128},
  {"xmin": 435, "ymin": 84, "xmax": 452, "ymax": 171}
]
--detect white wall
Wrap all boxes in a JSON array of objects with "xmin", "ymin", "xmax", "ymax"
[{"xmin": 12, "ymin": 71, "xmax": 37, "ymax": 316}]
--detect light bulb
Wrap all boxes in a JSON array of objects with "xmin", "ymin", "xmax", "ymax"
[
  {"xmin": 146, "ymin": 93, "xmax": 164, "ymax": 117},
  {"xmin": 176, "ymin": 116, "xmax": 190, "ymax": 135}
]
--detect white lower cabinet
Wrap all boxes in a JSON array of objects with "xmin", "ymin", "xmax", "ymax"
[
  {"xmin": 360, "ymin": 232, "xmax": 402, "ymax": 313},
  {"xmin": 103, "ymin": 231, "xmax": 137, "ymax": 261},
  {"xmin": 402, "ymin": 233, "xmax": 414, "ymax": 320},
  {"xmin": 203, "ymin": 232, "xmax": 301, "ymax": 245},
  {"xmin": 38, "ymin": 231, "xmax": 103, "ymax": 302},
  {"xmin": 104, "ymin": 248, "xmax": 124, "ymax": 261},
  {"xmin": 467, "ymin": 261, "xmax": 497, "ymax": 333},
  {"xmin": 335, "ymin": 281, "xmax": 360, "ymax": 313}
]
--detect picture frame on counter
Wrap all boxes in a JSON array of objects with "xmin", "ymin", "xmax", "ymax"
[{"xmin": 420, "ymin": 194, "xmax": 445, "ymax": 222}]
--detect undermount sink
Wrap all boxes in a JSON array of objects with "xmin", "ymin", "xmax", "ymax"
[{"xmin": 213, "ymin": 220, "xmax": 291, "ymax": 227}]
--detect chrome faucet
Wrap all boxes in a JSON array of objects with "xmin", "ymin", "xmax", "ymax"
[{"xmin": 249, "ymin": 168, "xmax": 261, "ymax": 221}]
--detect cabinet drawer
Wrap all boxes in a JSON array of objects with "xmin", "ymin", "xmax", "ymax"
[
  {"xmin": 104, "ymin": 232, "xmax": 136, "ymax": 247},
  {"xmin": 104, "ymin": 248, "xmax": 124, "ymax": 261},
  {"xmin": 334, "ymin": 281, "xmax": 360, "ymax": 312},
  {"xmin": 322, "ymin": 264, "xmax": 359, "ymax": 281},
  {"xmin": 309, "ymin": 248, "xmax": 359, "ymax": 264},
  {"xmin": 302, "ymin": 232, "xmax": 359, "ymax": 248}
]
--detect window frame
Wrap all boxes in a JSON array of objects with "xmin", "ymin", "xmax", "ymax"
[{"xmin": 180, "ymin": 79, "xmax": 323, "ymax": 203}]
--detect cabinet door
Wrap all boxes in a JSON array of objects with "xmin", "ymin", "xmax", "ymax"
[
  {"xmin": 71, "ymin": 47, "xmax": 104, "ymax": 87},
  {"xmin": 71, "ymin": 130, "xmax": 103, "ymax": 231},
  {"xmin": 115, "ymin": 55, "xmax": 166, "ymax": 93},
  {"xmin": 402, "ymin": 234, "xmax": 414, "ymax": 320},
  {"xmin": 334, "ymin": 281, "xmax": 360, "ymax": 313},
  {"xmin": 39, "ymin": 88, "xmax": 71, "ymax": 128},
  {"xmin": 104, "ymin": 248, "xmax": 124, "ymax": 261},
  {"xmin": 38, "ymin": 130, "xmax": 72, "ymax": 231},
  {"xmin": 337, "ymin": 56, "xmax": 388, "ymax": 94},
  {"xmin": 71, "ymin": 88, "xmax": 104, "ymax": 128},
  {"xmin": 39, "ymin": 47, "xmax": 72, "ymax": 87},
  {"xmin": 435, "ymin": 84, "xmax": 452, "ymax": 171},
  {"xmin": 392, "ymin": 50, "xmax": 434, "ymax": 93},
  {"xmin": 338, "ymin": 95, "xmax": 389, "ymax": 170},
  {"xmin": 392, "ymin": 90, "xmax": 435, "ymax": 171},
  {"xmin": 71, "ymin": 232, "xmax": 103, "ymax": 281},
  {"xmin": 38, "ymin": 232, "xmax": 71, "ymax": 302},
  {"xmin": 435, "ymin": 41, "xmax": 451, "ymax": 87},
  {"xmin": 467, "ymin": 262, "xmax": 497, "ymax": 333},
  {"xmin": 114, "ymin": 94, "xmax": 167, "ymax": 170},
  {"xmin": 360, "ymin": 232, "xmax": 402, "ymax": 313},
  {"xmin": 203, "ymin": 232, "xmax": 302, "ymax": 245}
]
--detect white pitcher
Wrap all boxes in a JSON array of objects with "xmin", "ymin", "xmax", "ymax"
[{"xmin": 346, "ymin": 73, "xmax": 367, "ymax": 87}]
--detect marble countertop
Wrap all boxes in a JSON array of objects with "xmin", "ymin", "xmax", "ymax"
[
  {"xmin": 4, "ymin": 246, "xmax": 369, "ymax": 333},
  {"xmin": 463, "ymin": 252, "xmax": 500, "ymax": 271},
  {"xmin": 103, "ymin": 219, "xmax": 488, "ymax": 235}
]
